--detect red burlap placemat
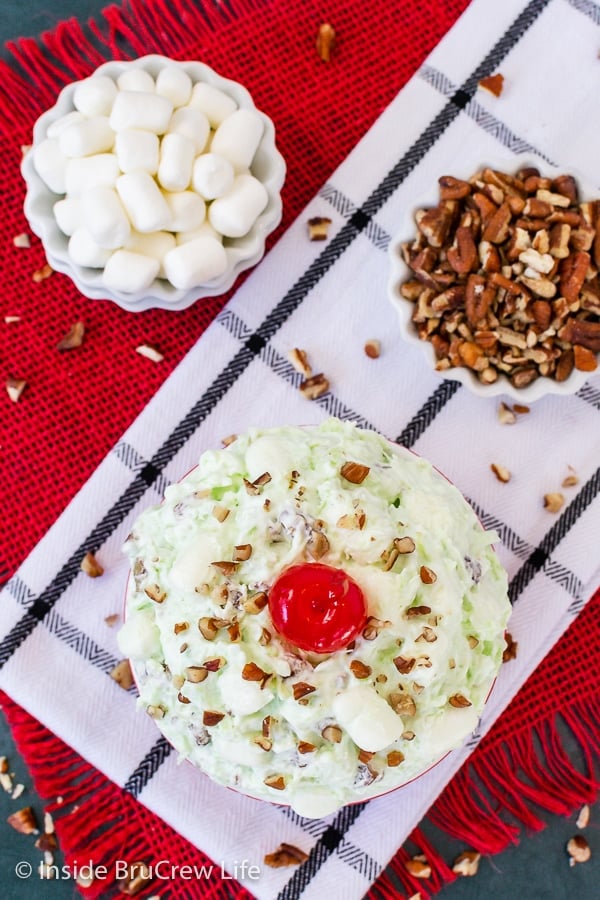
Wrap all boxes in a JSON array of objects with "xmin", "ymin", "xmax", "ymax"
[{"xmin": 1, "ymin": 0, "xmax": 598, "ymax": 897}]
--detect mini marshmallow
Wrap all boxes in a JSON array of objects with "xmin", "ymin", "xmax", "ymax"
[
  {"xmin": 125, "ymin": 230, "xmax": 176, "ymax": 277},
  {"xmin": 81, "ymin": 186, "xmax": 131, "ymax": 249},
  {"xmin": 116, "ymin": 172, "xmax": 171, "ymax": 233},
  {"xmin": 72, "ymin": 75, "xmax": 118, "ymax": 117},
  {"xmin": 115, "ymin": 129, "xmax": 159, "ymax": 174},
  {"xmin": 59, "ymin": 116, "xmax": 114, "ymax": 158},
  {"xmin": 33, "ymin": 138, "xmax": 68, "ymax": 194},
  {"xmin": 332, "ymin": 686, "xmax": 404, "ymax": 752},
  {"xmin": 46, "ymin": 110, "xmax": 85, "ymax": 139},
  {"xmin": 175, "ymin": 221, "xmax": 222, "ymax": 244},
  {"xmin": 191, "ymin": 153, "xmax": 234, "ymax": 200},
  {"xmin": 168, "ymin": 107, "xmax": 210, "ymax": 153},
  {"xmin": 210, "ymin": 109, "xmax": 264, "ymax": 172},
  {"xmin": 157, "ymin": 133, "xmax": 195, "ymax": 192},
  {"xmin": 103, "ymin": 249, "xmax": 160, "ymax": 293},
  {"xmin": 116, "ymin": 68, "xmax": 155, "ymax": 93},
  {"xmin": 109, "ymin": 91, "xmax": 173, "ymax": 135},
  {"xmin": 163, "ymin": 236, "xmax": 228, "ymax": 289},
  {"xmin": 68, "ymin": 227, "xmax": 113, "ymax": 268},
  {"xmin": 155, "ymin": 66, "xmax": 192, "ymax": 107},
  {"xmin": 163, "ymin": 191, "xmax": 206, "ymax": 232},
  {"xmin": 188, "ymin": 82, "xmax": 237, "ymax": 127},
  {"xmin": 65, "ymin": 153, "xmax": 120, "ymax": 195},
  {"xmin": 208, "ymin": 173, "xmax": 268, "ymax": 238},
  {"xmin": 53, "ymin": 197, "xmax": 82, "ymax": 236}
]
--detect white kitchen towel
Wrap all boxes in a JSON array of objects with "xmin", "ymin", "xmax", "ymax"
[{"xmin": 2, "ymin": 0, "xmax": 600, "ymax": 896}]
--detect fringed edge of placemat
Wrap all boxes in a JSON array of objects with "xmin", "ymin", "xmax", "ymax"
[
  {"xmin": 369, "ymin": 695, "xmax": 600, "ymax": 898},
  {"xmin": 0, "ymin": 0, "xmax": 269, "ymax": 133},
  {"xmin": 0, "ymin": 689, "xmax": 255, "ymax": 899},
  {"xmin": 2, "ymin": 685, "xmax": 598, "ymax": 900}
]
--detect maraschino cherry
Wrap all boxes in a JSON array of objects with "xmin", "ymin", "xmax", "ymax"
[{"xmin": 269, "ymin": 563, "xmax": 367, "ymax": 653}]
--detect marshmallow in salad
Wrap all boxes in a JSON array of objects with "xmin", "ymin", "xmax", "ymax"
[{"xmin": 119, "ymin": 419, "xmax": 510, "ymax": 818}]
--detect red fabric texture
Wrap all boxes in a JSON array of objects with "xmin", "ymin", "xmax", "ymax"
[{"xmin": 0, "ymin": 0, "xmax": 598, "ymax": 897}]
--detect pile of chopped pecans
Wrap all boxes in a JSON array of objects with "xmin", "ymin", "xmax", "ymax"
[{"xmin": 398, "ymin": 165, "xmax": 600, "ymax": 388}]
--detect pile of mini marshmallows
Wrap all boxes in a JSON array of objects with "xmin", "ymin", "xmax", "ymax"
[{"xmin": 32, "ymin": 65, "xmax": 271, "ymax": 294}]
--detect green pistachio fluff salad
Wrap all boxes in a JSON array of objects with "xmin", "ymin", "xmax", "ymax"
[{"xmin": 119, "ymin": 419, "xmax": 510, "ymax": 818}]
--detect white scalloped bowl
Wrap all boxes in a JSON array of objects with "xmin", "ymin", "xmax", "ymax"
[
  {"xmin": 387, "ymin": 154, "xmax": 597, "ymax": 402},
  {"xmin": 21, "ymin": 55, "xmax": 286, "ymax": 313}
]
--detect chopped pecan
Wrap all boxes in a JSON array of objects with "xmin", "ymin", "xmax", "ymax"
[
  {"xmin": 478, "ymin": 73, "xmax": 504, "ymax": 96},
  {"xmin": 243, "ymin": 591, "xmax": 268, "ymax": 614},
  {"xmin": 387, "ymin": 750, "xmax": 405, "ymax": 767},
  {"xmin": 144, "ymin": 584, "xmax": 166, "ymax": 603},
  {"xmin": 203, "ymin": 710, "xmax": 225, "ymax": 726},
  {"xmin": 555, "ymin": 348, "xmax": 575, "ymax": 382},
  {"xmin": 57, "ymin": 321, "xmax": 85, "ymax": 351},
  {"xmin": 316, "ymin": 23, "xmax": 336, "ymax": 62},
  {"xmin": 393, "ymin": 655, "xmax": 416, "ymax": 674},
  {"xmin": 136, "ymin": 344, "xmax": 163, "ymax": 363},
  {"xmin": 292, "ymin": 682, "xmax": 316, "ymax": 700},
  {"xmin": 81, "ymin": 551, "xmax": 103, "ymax": 577},
  {"xmin": 264, "ymin": 774, "xmax": 286, "ymax": 790},
  {"xmin": 6, "ymin": 375, "xmax": 27, "ymax": 403},
  {"xmin": 185, "ymin": 666, "xmax": 209, "ymax": 683},
  {"xmin": 211, "ymin": 561, "xmax": 239, "ymax": 576},
  {"xmin": 364, "ymin": 339, "xmax": 381, "ymax": 358},
  {"xmin": 560, "ymin": 251, "xmax": 591, "ymax": 303},
  {"xmin": 458, "ymin": 340, "xmax": 485, "ymax": 370},
  {"xmin": 298, "ymin": 741, "xmax": 316, "ymax": 754},
  {"xmin": 552, "ymin": 175, "xmax": 578, "ymax": 203},
  {"xmin": 482, "ymin": 201, "xmax": 512, "ymax": 243},
  {"xmin": 438, "ymin": 175, "xmax": 471, "ymax": 200},
  {"xmin": 264, "ymin": 843, "xmax": 309, "ymax": 868},
  {"xmin": 452, "ymin": 850, "xmax": 481, "ymax": 876},
  {"xmin": 7, "ymin": 807, "xmax": 38, "ymax": 834},
  {"xmin": 349, "ymin": 660, "xmax": 372, "ymax": 679},
  {"xmin": 448, "ymin": 693, "xmax": 472, "ymax": 708},
  {"xmin": 242, "ymin": 662, "xmax": 271, "ymax": 687},
  {"xmin": 321, "ymin": 724, "xmax": 343, "ymax": 743},
  {"xmin": 32, "ymin": 262, "xmax": 53, "ymax": 283},
  {"xmin": 502, "ymin": 632, "xmax": 518, "ymax": 663},
  {"xmin": 573, "ymin": 344, "xmax": 597, "ymax": 371},
  {"xmin": 404, "ymin": 855, "xmax": 432, "ymax": 879},
  {"xmin": 306, "ymin": 530, "xmax": 330, "ymax": 559},
  {"xmin": 465, "ymin": 274, "xmax": 494, "ymax": 326},
  {"xmin": 110, "ymin": 659, "xmax": 134, "ymax": 690},
  {"xmin": 576, "ymin": 804, "xmax": 591, "ymax": 829},
  {"xmin": 559, "ymin": 317, "xmax": 600, "ymax": 351},
  {"xmin": 417, "ymin": 201, "xmax": 457, "ymax": 248},
  {"xmin": 340, "ymin": 460, "xmax": 370, "ymax": 484},
  {"xmin": 567, "ymin": 835, "xmax": 591, "ymax": 866},
  {"xmin": 447, "ymin": 225, "xmax": 478, "ymax": 274},
  {"xmin": 288, "ymin": 347, "xmax": 312, "ymax": 377},
  {"xmin": 116, "ymin": 861, "xmax": 153, "ymax": 896},
  {"xmin": 543, "ymin": 492, "xmax": 565, "ymax": 513},
  {"xmin": 299, "ymin": 373, "xmax": 329, "ymax": 399},
  {"xmin": 472, "ymin": 191, "xmax": 498, "ymax": 227},
  {"xmin": 395, "ymin": 536, "xmax": 416, "ymax": 554},
  {"xmin": 510, "ymin": 367, "xmax": 538, "ymax": 388},
  {"xmin": 307, "ymin": 216, "xmax": 332, "ymax": 241}
]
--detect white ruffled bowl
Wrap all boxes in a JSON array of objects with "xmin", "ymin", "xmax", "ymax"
[{"xmin": 21, "ymin": 55, "xmax": 286, "ymax": 313}]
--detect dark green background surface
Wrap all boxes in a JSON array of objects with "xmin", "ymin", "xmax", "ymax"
[{"xmin": 0, "ymin": 1, "xmax": 597, "ymax": 897}]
